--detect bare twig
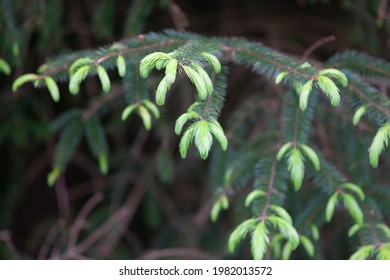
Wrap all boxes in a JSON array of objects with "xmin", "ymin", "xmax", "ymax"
[
  {"xmin": 54, "ymin": 175, "xmax": 71, "ymax": 221},
  {"xmin": 129, "ymin": 129, "xmax": 150, "ymax": 159},
  {"xmin": 376, "ymin": 0, "xmax": 388, "ymax": 27},
  {"xmin": 37, "ymin": 224, "xmax": 59, "ymax": 260},
  {"xmin": 193, "ymin": 197, "xmax": 214, "ymax": 228},
  {"xmin": 302, "ymin": 35, "xmax": 336, "ymax": 61},
  {"xmin": 123, "ymin": 230, "xmax": 143, "ymax": 253},
  {"xmin": 67, "ymin": 192, "xmax": 104, "ymax": 249},
  {"xmin": 168, "ymin": 0, "xmax": 189, "ymax": 31},
  {"xmin": 72, "ymin": 152, "xmax": 101, "ymax": 178},
  {"xmin": 37, "ymin": 221, "xmax": 65, "ymax": 260},
  {"xmin": 68, "ymin": 175, "xmax": 107, "ymax": 200},
  {"xmin": 20, "ymin": 151, "xmax": 50, "ymax": 191},
  {"xmin": 0, "ymin": 231, "xmax": 20, "ymax": 259},
  {"xmin": 66, "ymin": 181, "xmax": 146, "ymax": 256},
  {"xmin": 93, "ymin": 180, "xmax": 148, "ymax": 257},
  {"xmin": 151, "ymin": 183, "xmax": 181, "ymax": 226}
]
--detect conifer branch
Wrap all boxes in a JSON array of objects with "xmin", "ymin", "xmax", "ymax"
[
  {"xmin": 39, "ymin": 38, "xmax": 188, "ymax": 79},
  {"xmin": 21, "ymin": 30, "xmax": 340, "ymax": 90},
  {"xmin": 4, "ymin": 1, "xmax": 390, "ymax": 261},
  {"xmin": 328, "ymin": 50, "xmax": 390, "ymax": 81},
  {"xmin": 223, "ymin": 45, "xmax": 313, "ymax": 80},
  {"xmin": 347, "ymin": 83, "xmax": 390, "ymax": 119},
  {"xmin": 259, "ymin": 157, "xmax": 279, "ymax": 223},
  {"xmin": 293, "ymin": 107, "xmax": 300, "ymax": 147}
]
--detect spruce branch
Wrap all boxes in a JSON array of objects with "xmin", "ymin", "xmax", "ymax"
[
  {"xmin": 335, "ymin": 73, "xmax": 390, "ymax": 130},
  {"xmin": 328, "ymin": 50, "xmax": 390, "ymax": 82}
]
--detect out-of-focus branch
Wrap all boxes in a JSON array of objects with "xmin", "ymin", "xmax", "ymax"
[
  {"xmin": 168, "ymin": 0, "xmax": 188, "ymax": 31},
  {"xmin": 54, "ymin": 175, "xmax": 71, "ymax": 221},
  {"xmin": 67, "ymin": 192, "xmax": 104, "ymax": 249},
  {"xmin": 302, "ymin": 35, "xmax": 336, "ymax": 61},
  {"xmin": 0, "ymin": 231, "xmax": 20, "ymax": 259},
  {"xmin": 55, "ymin": 180, "xmax": 146, "ymax": 259}
]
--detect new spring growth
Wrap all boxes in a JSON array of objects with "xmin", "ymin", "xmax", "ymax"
[
  {"xmin": 175, "ymin": 108, "xmax": 227, "ymax": 159},
  {"xmin": 228, "ymin": 202, "xmax": 299, "ymax": 260},
  {"xmin": 110, "ymin": 43, "xmax": 127, "ymax": 78},
  {"xmin": 210, "ymin": 193, "xmax": 229, "ymax": 222},
  {"xmin": 67, "ymin": 57, "xmax": 95, "ymax": 94},
  {"xmin": 275, "ymin": 65, "xmax": 348, "ymax": 111},
  {"xmin": 356, "ymin": 103, "xmax": 390, "ymax": 168},
  {"xmin": 0, "ymin": 58, "xmax": 11, "ymax": 75},
  {"xmin": 68, "ymin": 57, "xmax": 112, "ymax": 94},
  {"xmin": 47, "ymin": 167, "xmax": 61, "ymax": 187},
  {"xmin": 368, "ymin": 122, "xmax": 390, "ymax": 168},
  {"xmin": 121, "ymin": 99, "xmax": 160, "ymax": 131},
  {"xmin": 210, "ymin": 169, "xmax": 234, "ymax": 222},
  {"xmin": 116, "ymin": 55, "xmax": 126, "ymax": 77},
  {"xmin": 277, "ymin": 142, "xmax": 320, "ymax": 191},
  {"xmin": 12, "ymin": 73, "xmax": 61, "ymax": 102},
  {"xmin": 325, "ymin": 183, "xmax": 365, "ymax": 225},
  {"xmin": 139, "ymin": 51, "xmax": 221, "ymax": 105},
  {"xmin": 352, "ymin": 105, "xmax": 369, "ymax": 126}
]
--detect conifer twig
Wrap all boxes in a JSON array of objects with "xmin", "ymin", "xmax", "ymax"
[
  {"xmin": 67, "ymin": 192, "xmax": 104, "ymax": 249},
  {"xmin": 302, "ymin": 35, "xmax": 336, "ymax": 60}
]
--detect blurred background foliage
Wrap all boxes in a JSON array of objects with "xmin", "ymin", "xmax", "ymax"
[{"xmin": 0, "ymin": 0, "xmax": 389, "ymax": 259}]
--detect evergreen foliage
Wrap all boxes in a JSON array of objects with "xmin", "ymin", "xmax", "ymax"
[{"xmin": 1, "ymin": 0, "xmax": 389, "ymax": 260}]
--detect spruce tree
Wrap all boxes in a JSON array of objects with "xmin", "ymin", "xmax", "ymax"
[{"xmin": 1, "ymin": 0, "xmax": 389, "ymax": 260}]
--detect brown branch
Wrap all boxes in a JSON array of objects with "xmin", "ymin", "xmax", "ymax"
[
  {"xmin": 151, "ymin": 184, "xmax": 181, "ymax": 226},
  {"xmin": 69, "ymin": 181, "xmax": 147, "ymax": 256},
  {"xmin": 54, "ymin": 175, "xmax": 71, "ymax": 221},
  {"xmin": 0, "ymin": 231, "xmax": 20, "ymax": 259},
  {"xmin": 376, "ymin": 0, "xmax": 388, "ymax": 27},
  {"xmin": 362, "ymin": 204, "xmax": 383, "ymax": 247},
  {"xmin": 260, "ymin": 157, "xmax": 278, "ymax": 222},
  {"xmin": 38, "ymin": 221, "xmax": 66, "ymax": 260},
  {"xmin": 331, "ymin": 60, "xmax": 390, "ymax": 78},
  {"xmin": 94, "ymin": 179, "xmax": 148, "ymax": 257},
  {"xmin": 224, "ymin": 46, "xmax": 312, "ymax": 79},
  {"xmin": 67, "ymin": 192, "xmax": 104, "ymax": 249},
  {"xmin": 168, "ymin": 0, "xmax": 189, "ymax": 31},
  {"xmin": 293, "ymin": 106, "xmax": 300, "ymax": 147},
  {"xmin": 348, "ymin": 84, "xmax": 390, "ymax": 118},
  {"xmin": 301, "ymin": 35, "xmax": 336, "ymax": 61},
  {"xmin": 129, "ymin": 129, "xmax": 150, "ymax": 159},
  {"xmin": 193, "ymin": 197, "xmax": 214, "ymax": 228},
  {"xmin": 19, "ymin": 151, "xmax": 50, "ymax": 192},
  {"xmin": 41, "ymin": 39, "xmax": 187, "ymax": 78},
  {"xmin": 68, "ymin": 175, "xmax": 107, "ymax": 201},
  {"xmin": 94, "ymin": 39, "xmax": 186, "ymax": 66}
]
